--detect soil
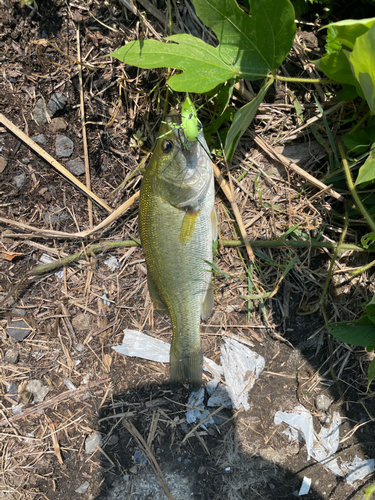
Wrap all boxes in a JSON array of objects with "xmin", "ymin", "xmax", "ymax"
[{"xmin": 1, "ymin": 1, "xmax": 375, "ymax": 500}]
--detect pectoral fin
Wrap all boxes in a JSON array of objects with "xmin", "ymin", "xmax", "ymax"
[
  {"xmin": 147, "ymin": 273, "xmax": 168, "ymax": 316},
  {"xmin": 201, "ymin": 282, "xmax": 214, "ymax": 320},
  {"xmin": 180, "ymin": 211, "xmax": 198, "ymax": 245}
]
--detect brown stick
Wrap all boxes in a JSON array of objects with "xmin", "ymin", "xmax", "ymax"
[
  {"xmin": 250, "ymin": 131, "xmax": 343, "ymax": 201},
  {"xmin": 0, "ymin": 113, "xmax": 112, "ymax": 213},
  {"xmin": 0, "ymin": 191, "xmax": 139, "ymax": 239},
  {"xmin": 0, "ymin": 377, "xmax": 110, "ymax": 427}
]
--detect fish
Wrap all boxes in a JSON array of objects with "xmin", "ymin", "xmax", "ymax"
[{"xmin": 139, "ymin": 111, "xmax": 216, "ymax": 390}]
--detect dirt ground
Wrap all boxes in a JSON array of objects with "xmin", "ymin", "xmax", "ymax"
[{"xmin": 1, "ymin": 0, "xmax": 375, "ymax": 499}]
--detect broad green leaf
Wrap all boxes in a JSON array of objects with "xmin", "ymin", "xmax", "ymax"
[
  {"xmin": 328, "ymin": 315, "xmax": 375, "ymax": 346},
  {"xmin": 366, "ymin": 295, "xmax": 375, "ymax": 324},
  {"xmin": 110, "ymin": 36, "xmax": 236, "ymax": 93},
  {"xmin": 193, "ymin": 0, "xmax": 296, "ymax": 80},
  {"xmin": 367, "ymin": 358, "xmax": 375, "ymax": 390},
  {"xmin": 355, "ymin": 143, "xmax": 375, "ymax": 185},
  {"xmin": 343, "ymin": 130, "xmax": 373, "ymax": 154},
  {"xmin": 224, "ymin": 79, "xmax": 272, "ymax": 160},
  {"xmin": 348, "ymin": 23, "xmax": 375, "ymax": 113},
  {"xmin": 325, "ymin": 17, "xmax": 375, "ymax": 51},
  {"xmin": 110, "ymin": 0, "xmax": 296, "ymax": 93},
  {"xmin": 315, "ymin": 50, "xmax": 362, "ymax": 93}
]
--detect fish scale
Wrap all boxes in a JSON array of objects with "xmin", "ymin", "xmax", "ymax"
[{"xmin": 139, "ymin": 112, "xmax": 215, "ymax": 389}]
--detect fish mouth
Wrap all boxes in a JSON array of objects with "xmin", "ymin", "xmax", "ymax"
[{"xmin": 172, "ymin": 128, "xmax": 213, "ymax": 209}]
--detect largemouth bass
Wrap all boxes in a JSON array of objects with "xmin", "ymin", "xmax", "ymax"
[{"xmin": 139, "ymin": 112, "xmax": 216, "ymax": 390}]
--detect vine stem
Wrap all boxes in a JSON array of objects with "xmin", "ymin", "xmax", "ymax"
[
  {"xmin": 339, "ymin": 141, "xmax": 375, "ymax": 233},
  {"xmin": 274, "ymin": 75, "xmax": 333, "ymax": 84}
]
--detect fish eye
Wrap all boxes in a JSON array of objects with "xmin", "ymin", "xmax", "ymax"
[{"xmin": 162, "ymin": 140, "xmax": 173, "ymax": 153}]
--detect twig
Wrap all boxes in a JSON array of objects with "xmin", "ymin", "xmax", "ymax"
[
  {"xmin": 0, "ymin": 377, "xmax": 110, "ymax": 427},
  {"xmin": 123, "ymin": 419, "xmax": 175, "ymax": 500},
  {"xmin": 250, "ymin": 131, "xmax": 343, "ymax": 201},
  {"xmin": 180, "ymin": 405, "xmax": 225, "ymax": 446},
  {"xmin": 0, "ymin": 113, "xmax": 112, "ymax": 213},
  {"xmin": 0, "ymin": 190, "xmax": 139, "ymax": 239},
  {"xmin": 213, "ymin": 163, "xmax": 255, "ymax": 262},
  {"xmin": 77, "ymin": 25, "xmax": 93, "ymax": 232}
]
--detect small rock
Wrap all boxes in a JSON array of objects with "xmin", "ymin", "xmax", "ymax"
[
  {"xmin": 85, "ymin": 432, "xmax": 102, "ymax": 454},
  {"xmin": 8, "ymin": 319, "xmax": 31, "ymax": 343},
  {"xmin": 32, "ymin": 134, "xmax": 47, "ymax": 146},
  {"xmin": 76, "ymin": 343, "xmax": 85, "ymax": 352},
  {"xmin": 107, "ymin": 435, "xmax": 119, "ymax": 446},
  {"xmin": 13, "ymin": 173, "xmax": 26, "ymax": 189},
  {"xmin": 75, "ymin": 481, "xmax": 90, "ymax": 494},
  {"xmin": 123, "ymin": 474, "xmax": 130, "ymax": 482},
  {"xmin": 66, "ymin": 157, "xmax": 85, "ymax": 176},
  {"xmin": 315, "ymin": 394, "xmax": 332, "ymax": 413},
  {"xmin": 49, "ymin": 117, "xmax": 67, "ymax": 133},
  {"xmin": 7, "ymin": 382, "xmax": 18, "ymax": 395},
  {"xmin": 133, "ymin": 450, "xmax": 147, "ymax": 464},
  {"xmin": 47, "ymin": 92, "xmax": 67, "ymax": 117},
  {"xmin": 33, "ymin": 98, "xmax": 49, "ymax": 125},
  {"xmin": 72, "ymin": 313, "xmax": 91, "ymax": 331},
  {"xmin": 5, "ymin": 348, "xmax": 19, "ymax": 364},
  {"xmin": 55, "ymin": 135, "xmax": 74, "ymax": 157},
  {"xmin": 0, "ymin": 157, "xmax": 7, "ymax": 173},
  {"xmin": 44, "ymin": 206, "xmax": 70, "ymax": 226},
  {"xmin": 26, "ymin": 379, "xmax": 49, "ymax": 403}
]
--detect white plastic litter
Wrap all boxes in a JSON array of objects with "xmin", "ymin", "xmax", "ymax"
[
  {"xmin": 113, "ymin": 331, "xmax": 264, "ymax": 411},
  {"xmin": 104, "ymin": 256, "xmax": 119, "ymax": 272},
  {"xmin": 218, "ymin": 337, "xmax": 265, "ymax": 410},
  {"xmin": 274, "ymin": 405, "xmax": 314, "ymax": 460},
  {"xmin": 186, "ymin": 388, "xmax": 214, "ymax": 426},
  {"xmin": 298, "ymin": 476, "xmax": 311, "ymax": 495},
  {"xmin": 112, "ymin": 330, "xmax": 170, "ymax": 363},
  {"xmin": 342, "ymin": 456, "xmax": 375, "ymax": 486},
  {"xmin": 39, "ymin": 253, "xmax": 64, "ymax": 278},
  {"xmin": 275, "ymin": 406, "xmax": 374, "ymax": 485}
]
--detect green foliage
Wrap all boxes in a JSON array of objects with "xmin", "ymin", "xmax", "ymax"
[
  {"xmin": 110, "ymin": 0, "xmax": 296, "ymax": 160},
  {"xmin": 315, "ymin": 18, "xmax": 375, "ymax": 111},
  {"xmin": 328, "ymin": 296, "xmax": 375, "ymax": 387}
]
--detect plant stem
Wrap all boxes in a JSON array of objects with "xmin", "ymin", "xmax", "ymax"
[
  {"xmin": 221, "ymin": 239, "xmax": 365, "ymax": 252},
  {"xmin": 274, "ymin": 75, "xmax": 333, "ymax": 84},
  {"xmin": 339, "ymin": 141, "xmax": 375, "ymax": 233}
]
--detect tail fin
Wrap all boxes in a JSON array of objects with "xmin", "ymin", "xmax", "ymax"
[{"xmin": 170, "ymin": 344, "xmax": 203, "ymax": 391}]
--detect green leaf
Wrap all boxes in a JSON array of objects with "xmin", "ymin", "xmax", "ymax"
[
  {"xmin": 348, "ymin": 23, "xmax": 375, "ymax": 113},
  {"xmin": 343, "ymin": 131, "xmax": 373, "ymax": 154},
  {"xmin": 315, "ymin": 50, "xmax": 362, "ymax": 92},
  {"xmin": 361, "ymin": 232, "xmax": 375, "ymax": 250},
  {"xmin": 110, "ymin": 0, "xmax": 296, "ymax": 93},
  {"xmin": 193, "ymin": 0, "xmax": 296, "ymax": 79},
  {"xmin": 325, "ymin": 17, "xmax": 375, "ymax": 51},
  {"xmin": 325, "ymin": 26, "xmax": 341, "ymax": 55},
  {"xmin": 110, "ymin": 36, "xmax": 236, "ymax": 93},
  {"xmin": 355, "ymin": 143, "xmax": 375, "ymax": 185},
  {"xmin": 367, "ymin": 357, "xmax": 375, "ymax": 390},
  {"xmin": 224, "ymin": 79, "xmax": 272, "ymax": 160},
  {"xmin": 366, "ymin": 295, "xmax": 375, "ymax": 324},
  {"xmin": 328, "ymin": 315, "xmax": 375, "ymax": 346}
]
